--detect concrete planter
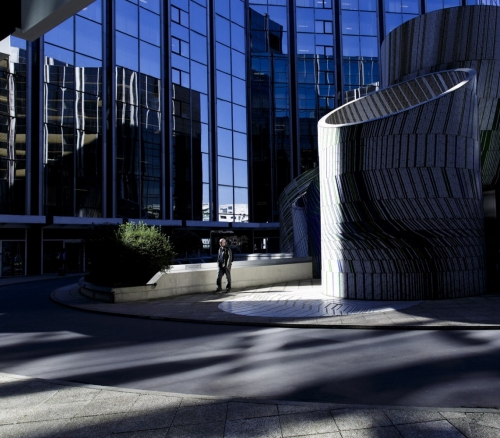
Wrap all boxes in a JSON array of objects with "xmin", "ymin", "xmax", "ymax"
[{"xmin": 79, "ymin": 257, "xmax": 313, "ymax": 303}]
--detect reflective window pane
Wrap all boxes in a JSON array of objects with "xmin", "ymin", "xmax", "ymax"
[
  {"xmin": 76, "ymin": 17, "xmax": 102, "ymax": 59},
  {"xmin": 45, "ymin": 18, "xmax": 74, "ymax": 51},
  {"xmin": 218, "ymin": 184, "xmax": 233, "ymax": 213},
  {"xmin": 216, "ymin": 16, "xmax": 230, "ymax": 44},
  {"xmin": 231, "ymin": 24, "xmax": 245, "ymax": 53},
  {"xmin": 140, "ymin": 8, "xmax": 161, "ymax": 46},
  {"xmin": 402, "ymin": 0, "xmax": 419, "ymax": 14},
  {"xmin": 385, "ymin": 13, "xmax": 402, "ymax": 34},
  {"xmin": 234, "ymin": 160, "xmax": 247, "ymax": 188},
  {"xmin": 202, "ymin": 153, "xmax": 209, "ymax": 183},
  {"xmin": 201, "ymin": 123, "xmax": 208, "ymax": 152},
  {"xmin": 140, "ymin": 41, "xmax": 160, "ymax": 78},
  {"xmin": 171, "ymin": 0, "xmax": 188, "ymax": 11},
  {"xmin": 78, "ymin": 0, "xmax": 102, "ymax": 22},
  {"xmin": 268, "ymin": 6, "xmax": 287, "ymax": 31},
  {"xmin": 234, "ymin": 187, "xmax": 248, "ymax": 222},
  {"xmin": 200, "ymin": 94, "xmax": 208, "ymax": 123},
  {"xmin": 342, "ymin": 0, "xmax": 359, "ymax": 9},
  {"xmin": 342, "ymin": 11, "xmax": 359, "ymax": 35},
  {"xmin": 217, "ymin": 127, "xmax": 232, "ymax": 157},
  {"xmin": 217, "ymin": 71, "xmax": 231, "ymax": 101},
  {"xmin": 190, "ymin": 2, "xmax": 207, "ymax": 35},
  {"xmin": 141, "ymin": 0, "xmax": 160, "ymax": 14},
  {"xmin": 190, "ymin": 32, "xmax": 207, "ymax": 64},
  {"xmin": 216, "ymin": 0, "xmax": 230, "ymax": 18},
  {"xmin": 116, "ymin": 32, "xmax": 138, "ymax": 71},
  {"xmin": 233, "ymin": 132, "xmax": 247, "ymax": 160},
  {"xmin": 216, "ymin": 43, "xmax": 231, "ymax": 73},
  {"xmin": 385, "ymin": 0, "xmax": 401, "ymax": 13},
  {"xmin": 296, "ymin": 8, "xmax": 315, "ymax": 33},
  {"xmin": 297, "ymin": 34, "xmax": 315, "ymax": 55},
  {"xmin": 217, "ymin": 99, "xmax": 232, "ymax": 129},
  {"xmin": 232, "ymin": 104, "xmax": 247, "ymax": 133},
  {"xmin": 218, "ymin": 158, "xmax": 233, "ymax": 186},
  {"xmin": 232, "ymin": 77, "xmax": 246, "ymax": 106},
  {"xmin": 171, "ymin": 22, "xmax": 189, "ymax": 41},
  {"xmin": 231, "ymin": 50, "xmax": 245, "ymax": 79},
  {"xmin": 45, "ymin": 44, "xmax": 74, "ymax": 65},
  {"xmin": 360, "ymin": 12, "xmax": 378, "ymax": 36},
  {"xmin": 360, "ymin": 36, "xmax": 378, "ymax": 57},
  {"xmin": 191, "ymin": 61, "xmax": 207, "ymax": 93},
  {"xmin": 231, "ymin": 0, "xmax": 245, "ymax": 25},
  {"xmin": 75, "ymin": 54, "xmax": 101, "ymax": 68},
  {"xmin": 342, "ymin": 35, "xmax": 360, "ymax": 56},
  {"xmin": 116, "ymin": 0, "xmax": 138, "ymax": 37}
]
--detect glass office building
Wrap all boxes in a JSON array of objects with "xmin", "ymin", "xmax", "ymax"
[{"xmin": 0, "ymin": 0, "xmax": 496, "ymax": 276}]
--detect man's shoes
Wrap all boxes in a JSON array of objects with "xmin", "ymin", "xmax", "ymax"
[
  {"xmin": 225, "ymin": 288, "xmax": 231, "ymax": 293},
  {"xmin": 214, "ymin": 288, "xmax": 222, "ymax": 294}
]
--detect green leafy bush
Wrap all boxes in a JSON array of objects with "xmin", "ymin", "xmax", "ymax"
[{"xmin": 85, "ymin": 222, "xmax": 176, "ymax": 287}]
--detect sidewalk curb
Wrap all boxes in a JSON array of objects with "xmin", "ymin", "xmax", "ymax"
[
  {"xmin": 50, "ymin": 285, "xmax": 500, "ymax": 331},
  {"xmin": 2, "ymin": 371, "xmax": 499, "ymax": 413},
  {"xmin": 0, "ymin": 273, "xmax": 82, "ymax": 289}
]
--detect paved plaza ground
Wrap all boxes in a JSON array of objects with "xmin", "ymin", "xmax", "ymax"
[{"xmin": 1, "ymin": 275, "xmax": 500, "ymax": 437}]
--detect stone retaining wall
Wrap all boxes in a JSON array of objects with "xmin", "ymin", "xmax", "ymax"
[{"xmin": 79, "ymin": 258, "xmax": 313, "ymax": 303}]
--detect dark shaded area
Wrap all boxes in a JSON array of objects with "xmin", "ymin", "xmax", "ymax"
[{"xmin": 1, "ymin": 279, "xmax": 500, "ymax": 409}]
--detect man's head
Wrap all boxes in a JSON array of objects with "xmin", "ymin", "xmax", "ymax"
[{"xmin": 219, "ymin": 238, "xmax": 227, "ymax": 247}]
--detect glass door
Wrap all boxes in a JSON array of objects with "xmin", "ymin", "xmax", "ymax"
[{"xmin": 1, "ymin": 241, "xmax": 26, "ymax": 276}]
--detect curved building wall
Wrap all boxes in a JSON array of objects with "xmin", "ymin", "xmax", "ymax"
[
  {"xmin": 318, "ymin": 69, "xmax": 485, "ymax": 300},
  {"xmin": 380, "ymin": 6, "xmax": 500, "ymax": 187},
  {"xmin": 279, "ymin": 167, "xmax": 319, "ymax": 254},
  {"xmin": 305, "ymin": 176, "xmax": 321, "ymax": 279}
]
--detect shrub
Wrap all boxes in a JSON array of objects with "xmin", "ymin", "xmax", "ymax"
[{"xmin": 85, "ymin": 222, "xmax": 176, "ymax": 287}]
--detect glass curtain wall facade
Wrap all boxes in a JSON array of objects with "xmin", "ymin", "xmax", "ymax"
[
  {"xmin": 0, "ymin": 37, "xmax": 27, "ymax": 215},
  {"xmin": 0, "ymin": 0, "xmax": 497, "ymax": 275},
  {"xmin": 43, "ymin": 1, "xmax": 103, "ymax": 218}
]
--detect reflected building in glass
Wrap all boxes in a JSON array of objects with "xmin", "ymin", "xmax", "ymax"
[{"xmin": 0, "ymin": 0, "xmax": 496, "ymax": 275}]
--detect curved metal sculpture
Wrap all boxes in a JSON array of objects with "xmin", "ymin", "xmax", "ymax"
[
  {"xmin": 380, "ymin": 5, "xmax": 500, "ymax": 188},
  {"xmin": 279, "ymin": 168, "xmax": 319, "ymax": 254},
  {"xmin": 318, "ymin": 69, "xmax": 485, "ymax": 300}
]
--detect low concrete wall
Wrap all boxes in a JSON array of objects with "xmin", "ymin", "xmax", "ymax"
[{"xmin": 79, "ymin": 257, "xmax": 312, "ymax": 303}]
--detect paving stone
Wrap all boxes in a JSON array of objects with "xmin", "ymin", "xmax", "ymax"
[
  {"xmin": 472, "ymin": 412, "xmax": 500, "ymax": 429},
  {"xmin": 331, "ymin": 409, "xmax": 392, "ymax": 430},
  {"xmin": 0, "ymin": 408, "xmax": 24, "ymax": 426},
  {"xmin": 108, "ymin": 429, "xmax": 169, "ymax": 437},
  {"xmin": 278, "ymin": 404, "xmax": 330, "ymax": 415},
  {"xmin": 178, "ymin": 397, "xmax": 225, "ymax": 407},
  {"xmin": 469, "ymin": 423, "xmax": 500, "ymax": 438},
  {"xmin": 283, "ymin": 433, "xmax": 341, "ymax": 438},
  {"xmin": 383, "ymin": 409, "xmax": 444, "ymax": 424},
  {"xmin": 114, "ymin": 408, "xmax": 175, "ymax": 433},
  {"xmin": 166, "ymin": 421, "xmax": 225, "ymax": 438},
  {"xmin": 439, "ymin": 412, "xmax": 467, "ymax": 420},
  {"xmin": 0, "ymin": 390, "xmax": 60, "ymax": 409},
  {"xmin": 280, "ymin": 410, "xmax": 339, "ymax": 437},
  {"xmin": 46, "ymin": 386, "xmax": 101, "ymax": 404},
  {"xmin": 445, "ymin": 418, "xmax": 472, "ymax": 438},
  {"xmin": 129, "ymin": 394, "xmax": 182, "ymax": 411},
  {"xmin": 340, "ymin": 426, "xmax": 402, "ymax": 438},
  {"xmin": 75, "ymin": 392, "xmax": 140, "ymax": 417},
  {"xmin": 18, "ymin": 401, "xmax": 90, "ymax": 423},
  {"xmin": 171, "ymin": 402, "xmax": 227, "ymax": 426},
  {"xmin": 0, "ymin": 419, "xmax": 69, "ymax": 438},
  {"xmin": 226, "ymin": 401, "xmax": 278, "ymax": 420},
  {"xmin": 395, "ymin": 419, "xmax": 466, "ymax": 437},
  {"xmin": 224, "ymin": 416, "xmax": 282, "ymax": 438},
  {"xmin": 56, "ymin": 413, "xmax": 125, "ymax": 437}
]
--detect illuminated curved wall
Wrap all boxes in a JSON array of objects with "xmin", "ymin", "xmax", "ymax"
[
  {"xmin": 318, "ymin": 69, "xmax": 485, "ymax": 300},
  {"xmin": 381, "ymin": 5, "xmax": 500, "ymax": 188}
]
